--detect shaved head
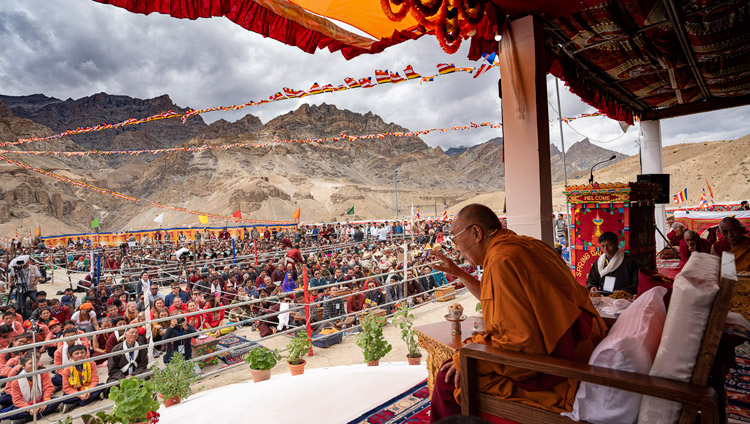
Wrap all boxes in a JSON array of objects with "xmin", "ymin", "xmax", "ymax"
[
  {"xmin": 720, "ymin": 216, "xmax": 746, "ymax": 247},
  {"xmin": 456, "ymin": 204, "xmax": 502, "ymax": 232},
  {"xmin": 684, "ymin": 230, "xmax": 699, "ymax": 240}
]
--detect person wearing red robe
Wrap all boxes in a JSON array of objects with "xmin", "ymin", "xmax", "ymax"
[{"xmin": 678, "ymin": 230, "xmax": 712, "ymax": 271}]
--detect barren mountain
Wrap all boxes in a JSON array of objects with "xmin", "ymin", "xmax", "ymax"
[
  {"xmin": 1, "ymin": 91, "xmax": 744, "ymax": 236},
  {"xmin": 0, "ymin": 93, "xmax": 208, "ymax": 150}
]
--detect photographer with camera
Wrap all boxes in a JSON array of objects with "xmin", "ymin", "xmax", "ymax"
[
  {"xmin": 8, "ymin": 255, "xmax": 41, "ymax": 319},
  {"xmin": 162, "ymin": 312, "xmax": 197, "ymax": 364}
]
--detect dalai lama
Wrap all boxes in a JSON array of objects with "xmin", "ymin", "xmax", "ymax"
[{"xmin": 429, "ymin": 204, "xmax": 606, "ymax": 421}]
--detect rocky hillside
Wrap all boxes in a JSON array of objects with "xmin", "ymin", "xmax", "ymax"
[
  {"xmin": 0, "ymin": 93, "xmax": 208, "ymax": 150},
  {"xmin": 1, "ymin": 91, "xmax": 743, "ymax": 235}
]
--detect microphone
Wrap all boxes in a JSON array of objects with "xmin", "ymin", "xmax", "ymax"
[{"xmin": 589, "ymin": 155, "xmax": 617, "ymax": 184}]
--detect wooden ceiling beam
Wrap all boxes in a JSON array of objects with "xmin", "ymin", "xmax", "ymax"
[
  {"xmin": 545, "ymin": 28, "xmax": 650, "ymax": 112},
  {"xmin": 662, "ymin": 0, "xmax": 712, "ymax": 100},
  {"xmin": 640, "ymin": 94, "xmax": 750, "ymax": 120}
]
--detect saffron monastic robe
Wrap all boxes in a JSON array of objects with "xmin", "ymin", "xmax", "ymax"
[
  {"xmin": 731, "ymin": 235, "xmax": 750, "ymax": 272},
  {"xmin": 451, "ymin": 230, "xmax": 606, "ymax": 413}
]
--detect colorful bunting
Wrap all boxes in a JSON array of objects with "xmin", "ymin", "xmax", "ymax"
[
  {"xmin": 1, "ymin": 63, "xmax": 499, "ymax": 147},
  {"xmin": 437, "ymin": 63, "xmax": 456, "ymax": 74}
]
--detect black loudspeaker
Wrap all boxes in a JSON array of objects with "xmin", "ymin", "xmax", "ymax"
[{"xmin": 637, "ymin": 174, "xmax": 670, "ymax": 204}]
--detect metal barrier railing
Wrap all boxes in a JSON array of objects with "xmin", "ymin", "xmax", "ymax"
[{"xmin": 0, "ymin": 256, "xmax": 471, "ymax": 420}]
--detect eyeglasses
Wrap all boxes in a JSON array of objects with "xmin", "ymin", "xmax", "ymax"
[{"xmin": 449, "ymin": 225, "xmax": 475, "ymax": 242}]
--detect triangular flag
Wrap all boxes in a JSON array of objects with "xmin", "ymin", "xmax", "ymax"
[
  {"xmin": 699, "ymin": 189, "xmax": 708, "ymax": 208},
  {"xmin": 346, "ymin": 205, "xmax": 355, "ymax": 215},
  {"xmin": 199, "ymin": 215, "xmax": 208, "ymax": 224},
  {"xmin": 153, "ymin": 213, "xmax": 165, "ymax": 223},
  {"xmin": 232, "ymin": 210, "xmax": 242, "ymax": 221},
  {"xmin": 292, "ymin": 208, "xmax": 301, "ymax": 221},
  {"xmin": 91, "ymin": 218, "xmax": 100, "ymax": 228},
  {"xmin": 442, "ymin": 209, "xmax": 448, "ymax": 221}
]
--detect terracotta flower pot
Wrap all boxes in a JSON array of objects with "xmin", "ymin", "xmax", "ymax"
[
  {"xmin": 250, "ymin": 367, "xmax": 271, "ymax": 383},
  {"xmin": 407, "ymin": 355, "xmax": 422, "ymax": 366},
  {"xmin": 367, "ymin": 360, "xmax": 380, "ymax": 366},
  {"xmin": 164, "ymin": 395, "xmax": 181, "ymax": 408},
  {"xmin": 288, "ymin": 359, "xmax": 306, "ymax": 376}
]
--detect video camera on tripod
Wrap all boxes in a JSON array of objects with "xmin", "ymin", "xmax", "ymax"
[
  {"xmin": 175, "ymin": 247, "xmax": 192, "ymax": 263},
  {"xmin": 8, "ymin": 255, "xmax": 30, "ymax": 290}
]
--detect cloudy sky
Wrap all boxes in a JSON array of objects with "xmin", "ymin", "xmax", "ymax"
[{"xmin": 1, "ymin": 0, "xmax": 748, "ymax": 155}]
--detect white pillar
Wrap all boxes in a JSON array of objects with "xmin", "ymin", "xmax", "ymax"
[{"xmin": 640, "ymin": 120, "xmax": 666, "ymax": 251}]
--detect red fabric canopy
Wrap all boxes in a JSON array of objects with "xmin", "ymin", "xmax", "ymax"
[{"xmin": 93, "ymin": 0, "xmax": 424, "ymax": 59}]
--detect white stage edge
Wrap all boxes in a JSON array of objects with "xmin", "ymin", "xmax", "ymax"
[{"xmin": 158, "ymin": 362, "xmax": 428, "ymax": 424}]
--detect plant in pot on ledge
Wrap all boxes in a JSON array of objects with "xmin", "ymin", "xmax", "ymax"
[
  {"xmin": 286, "ymin": 331, "xmax": 312, "ymax": 376},
  {"xmin": 394, "ymin": 302, "xmax": 422, "ymax": 365},
  {"xmin": 81, "ymin": 377, "xmax": 160, "ymax": 424},
  {"xmin": 152, "ymin": 352, "xmax": 201, "ymax": 407},
  {"xmin": 244, "ymin": 346, "xmax": 281, "ymax": 383},
  {"xmin": 355, "ymin": 311, "xmax": 392, "ymax": 366}
]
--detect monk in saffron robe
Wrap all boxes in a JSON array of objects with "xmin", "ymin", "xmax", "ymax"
[
  {"xmin": 429, "ymin": 204, "xmax": 606, "ymax": 422},
  {"xmin": 711, "ymin": 217, "xmax": 750, "ymax": 272}
]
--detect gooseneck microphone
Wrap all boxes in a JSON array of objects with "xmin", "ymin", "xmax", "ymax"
[{"xmin": 589, "ymin": 155, "xmax": 617, "ymax": 184}]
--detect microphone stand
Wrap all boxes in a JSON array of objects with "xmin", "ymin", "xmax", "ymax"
[{"xmin": 589, "ymin": 155, "xmax": 617, "ymax": 184}]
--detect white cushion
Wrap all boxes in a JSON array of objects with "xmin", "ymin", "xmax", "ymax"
[
  {"xmin": 562, "ymin": 286, "xmax": 668, "ymax": 424},
  {"xmin": 637, "ymin": 252, "xmax": 720, "ymax": 424}
]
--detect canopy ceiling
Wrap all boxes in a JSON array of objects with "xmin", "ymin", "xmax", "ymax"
[{"xmin": 93, "ymin": 0, "xmax": 750, "ymax": 123}]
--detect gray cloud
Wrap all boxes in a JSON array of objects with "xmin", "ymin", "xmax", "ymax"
[{"xmin": 1, "ymin": 0, "xmax": 748, "ymax": 154}]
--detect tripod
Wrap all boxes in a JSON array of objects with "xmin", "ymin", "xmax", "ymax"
[{"xmin": 6, "ymin": 266, "xmax": 30, "ymax": 318}]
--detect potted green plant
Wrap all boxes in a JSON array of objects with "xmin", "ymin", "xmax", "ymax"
[
  {"xmin": 394, "ymin": 302, "xmax": 422, "ymax": 365},
  {"xmin": 82, "ymin": 377, "xmax": 160, "ymax": 424},
  {"xmin": 355, "ymin": 311, "xmax": 392, "ymax": 366},
  {"xmin": 286, "ymin": 331, "xmax": 312, "ymax": 376},
  {"xmin": 152, "ymin": 353, "xmax": 200, "ymax": 407},
  {"xmin": 244, "ymin": 346, "xmax": 281, "ymax": 382}
]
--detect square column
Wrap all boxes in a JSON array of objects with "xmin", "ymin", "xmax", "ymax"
[
  {"xmin": 640, "ymin": 120, "xmax": 666, "ymax": 251},
  {"xmin": 501, "ymin": 15, "xmax": 553, "ymax": 245}
]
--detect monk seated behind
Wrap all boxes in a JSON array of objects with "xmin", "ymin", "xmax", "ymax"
[
  {"xmin": 711, "ymin": 216, "xmax": 750, "ymax": 274},
  {"xmin": 660, "ymin": 222, "xmax": 685, "ymax": 258},
  {"xmin": 429, "ymin": 204, "xmax": 606, "ymax": 422}
]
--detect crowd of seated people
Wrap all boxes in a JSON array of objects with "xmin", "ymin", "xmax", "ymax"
[{"xmin": 0, "ymin": 219, "xmax": 460, "ymax": 422}]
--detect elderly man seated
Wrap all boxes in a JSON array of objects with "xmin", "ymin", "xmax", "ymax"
[
  {"xmin": 107, "ymin": 327, "xmax": 148, "ymax": 383},
  {"xmin": 428, "ymin": 204, "xmax": 606, "ymax": 422},
  {"xmin": 678, "ymin": 230, "xmax": 712, "ymax": 271},
  {"xmin": 586, "ymin": 231, "xmax": 640, "ymax": 295},
  {"xmin": 661, "ymin": 222, "xmax": 685, "ymax": 258},
  {"xmin": 711, "ymin": 216, "xmax": 750, "ymax": 272}
]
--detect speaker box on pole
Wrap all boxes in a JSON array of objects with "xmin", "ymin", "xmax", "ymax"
[{"xmin": 637, "ymin": 174, "xmax": 670, "ymax": 204}]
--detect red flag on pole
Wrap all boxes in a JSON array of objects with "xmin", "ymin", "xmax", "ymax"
[
  {"xmin": 706, "ymin": 179, "xmax": 714, "ymax": 199},
  {"xmin": 232, "ymin": 210, "xmax": 242, "ymax": 221}
]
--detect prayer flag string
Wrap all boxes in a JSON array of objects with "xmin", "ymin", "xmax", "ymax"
[
  {"xmin": 1, "ymin": 63, "xmax": 494, "ymax": 147},
  {"xmin": 0, "ymin": 112, "xmax": 603, "ymax": 157}
]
